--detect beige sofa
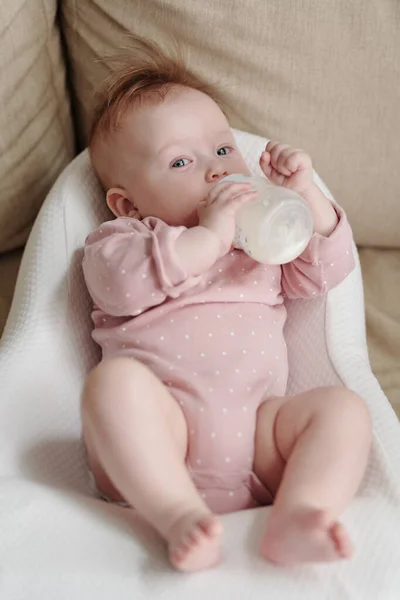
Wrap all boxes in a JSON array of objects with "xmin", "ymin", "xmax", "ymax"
[{"xmin": 1, "ymin": 0, "xmax": 399, "ymax": 414}]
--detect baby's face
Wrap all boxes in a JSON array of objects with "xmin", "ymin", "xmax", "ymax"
[{"xmin": 104, "ymin": 87, "xmax": 250, "ymax": 227}]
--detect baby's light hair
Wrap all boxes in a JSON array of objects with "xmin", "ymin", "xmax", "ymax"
[{"xmin": 89, "ymin": 37, "xmax": 224, "ymax": 150}]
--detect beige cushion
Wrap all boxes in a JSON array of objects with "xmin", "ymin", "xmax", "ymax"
[
  {"xmin": 0, "ymin": 0, "xmax": 74, "ymax": 253},
  {"xmin": 61, "ymin": 0, "xmax": 400, "ymax": 247},
  {"xmin": 0, "ymin": 249, "xmax": 23, "ymax": 335},
  {"xmin": 359, "ymin": 248, "xmax": 400, "ymax": 416}
]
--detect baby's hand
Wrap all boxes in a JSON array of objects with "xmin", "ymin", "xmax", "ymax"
[
  {"xmin": 198, "ymin": 182, "xmax": 258, "ymax": 255},
  {"xmin": 260, "ymin": 141, "xmax": 314, "ymax": 194}
]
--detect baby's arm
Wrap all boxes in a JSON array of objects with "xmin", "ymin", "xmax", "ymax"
[
  {"xmin": 83, "ymin": 182, "xmax": 256, "ymax": 316},
  {"xmin": 260, "ymin": 141, "xmax": 338, "ymax": 237},
  {"xmin": 176, "ymin": 180, "xmax": 257, "ymax": 274},
  {"xmin": 82, "ymin": 218, "xmax": 210, "ymax": 317},
  {"xmin": 259, "ymin": 141, "xmax": 355, "ymax": 300},
  {"xmin": 280, "ymin": 203, "xmax": 355, "ymax": 300}
]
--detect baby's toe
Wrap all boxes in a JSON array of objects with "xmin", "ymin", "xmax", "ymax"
[
  {"xmin": 187, "ymin": 527, "xmax": 203, "ymax": 545},
  {"xmin": 170, "ymin": 543, "xmax": 189, "ymax": 564},
  {"xmin": 198, "ymin": 515, "xmax": 222, "ymax": 538},
  {"xmin": 330, "ymin": 523, "xmax": 353, "ymax": 559}
]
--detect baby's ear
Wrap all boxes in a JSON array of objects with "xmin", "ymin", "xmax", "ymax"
[{"xmin": 106, "ymin": 188, "xmax": 140, "ymax": 219}]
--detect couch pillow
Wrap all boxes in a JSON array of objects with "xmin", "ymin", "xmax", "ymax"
[
  {"xmin": 359, "ymin": 248, "xmax": 400, "ymax": 415},
  {"xmin": 0, "ymin": 0, "xmax": 75, "ymax": 252},
  {"xmin": 61, "ymin": 0, "xmax": 400, "ymax": 247}
]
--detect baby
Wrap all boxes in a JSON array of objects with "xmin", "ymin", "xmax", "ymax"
[{"xmin": 81, "ymin": 39, "xmax": 372, "ymax": 572}]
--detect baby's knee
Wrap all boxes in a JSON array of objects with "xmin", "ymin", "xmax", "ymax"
[{"xmin": 320, "ymin": 387, "xmax": 372, "ymax": 432}]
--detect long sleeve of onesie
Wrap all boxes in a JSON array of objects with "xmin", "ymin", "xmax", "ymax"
[
  {"xmin": 82, "ymin": 216, "xmax": 204, "ymax": 317},
  {"xmin": 280, "ymin": 204, "xmax": 355, "ymax": 300}
]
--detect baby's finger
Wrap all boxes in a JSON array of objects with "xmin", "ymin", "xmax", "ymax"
[
  {"xmin": 269, "ymin": 143, "xmax": 292, "ymax": 171},
  {"xmin": 260, "ymin": 161, "xmax": 273, "ymax": 180},
  {"xmin": 205, "ymin": 182, "xmax": 230, "ymax": 205},
  {"xmin": 197, "ymin": 198, "xmax": 207, "ymax": 212},
  {"xmin": 265, "ymin": 140, "xmax": 280, "ymax": 154},
  {"xmin": 266, "ymin": 140, "xmax": 289, "ymax": 155},
  {"xmin": 267, "ymin": 165, "xmax": 286, "ymax": 187},
  {"xmin": 276, "ymin": 149, "xmax": 294, "ymax": 177},
  {"xmin": 284, "ymin": 150, "xmax": 311, "ymax": 173},
  {"xmin": 210, "ymin": 181, "xmax": 253, "ymax": 205},
  {"xmin": 260, "ymin": 150, "xmax": 271, "ymax": 165},
  {"xmin": 227, "ymin": 189, "xmax": 259, "ymax": 208}
]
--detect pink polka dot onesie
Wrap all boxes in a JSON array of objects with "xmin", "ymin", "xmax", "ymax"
[{"xmin": 82, "ymin": 204, "xmax": 355, "ymax": 514}]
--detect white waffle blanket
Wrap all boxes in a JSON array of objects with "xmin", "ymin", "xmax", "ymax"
[{"xmin": 1, "ymin": 129, "xmax": 400, "ymax": 600}]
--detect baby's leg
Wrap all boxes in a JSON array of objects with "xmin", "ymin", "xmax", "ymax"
[
  {"xmin": 254, "ymin": 387, "xmax": 372, "ymax": 565},
  {"xmin": 81, "ymin": 356, "xmax": 222, "ymax": 572}
]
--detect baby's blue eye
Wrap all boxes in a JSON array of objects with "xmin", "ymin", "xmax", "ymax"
[
  {"xmin": 172, "ymin": 158, "xmax": 190, "ymax": 168},
  {"xmin": 217, "ymin": 147, "xmax": 230, "ymax": 156}
]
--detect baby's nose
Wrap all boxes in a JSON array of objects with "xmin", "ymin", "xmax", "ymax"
[{"xmin": 205, "ymin": 165, "xmax": 229, "ymax": 183}]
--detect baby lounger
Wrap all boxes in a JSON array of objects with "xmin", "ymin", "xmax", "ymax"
[{"xmin": 1, "ymin": 129, "xmax": 400, "ymax": 600}]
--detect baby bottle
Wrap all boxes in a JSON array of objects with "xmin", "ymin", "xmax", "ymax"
[{"xmin": 222, "ymin": 173, "xmax": 314, "ymax": 265}]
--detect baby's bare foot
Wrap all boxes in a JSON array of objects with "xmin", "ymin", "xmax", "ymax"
[
  {"xmin": 261, "ymin": 507, "xmax": 353, "ymax": 565},
  {"xmin": 166, "ymin": 512, "xmax": 223, "ymax": 572}
]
